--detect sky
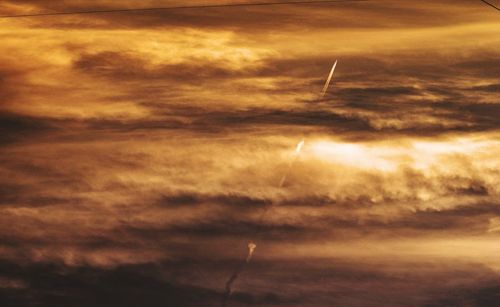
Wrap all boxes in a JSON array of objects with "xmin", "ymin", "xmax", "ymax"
[{"xmin": 0, "ymin": 1, "xmax": 499, "ymax": 306}]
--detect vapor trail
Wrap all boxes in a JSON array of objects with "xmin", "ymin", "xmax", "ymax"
[
  {"xmin": 220, "ymin": 140, "xmax": 304, "ymax": 307},
  {"xmin": 221, "ymin": 62, "xmax": 336, "ymax": 307},
  {"xmin": 221, "ymin": 242, "xmax": 257, "ymax": 307},
  {"xmin": 279, "ymin": 139, "xmax": 305, "ymax": 188},
  {"xmin": 321, "ymin": 60, "xmax": 338, "ymax": 98}
]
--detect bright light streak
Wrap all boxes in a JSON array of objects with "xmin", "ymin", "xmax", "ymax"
[
  {"xmin": 321, "ymin": 60, "xmax": 337, "ymax": 98},
  {"xmin": 295, "ymin": 139, "xmax": 305, "ymax": 155}
]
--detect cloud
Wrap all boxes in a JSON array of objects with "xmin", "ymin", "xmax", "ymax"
[
  {"xmin": 0, "ymin": 112, "xmax": 58, "ymax": 145},
  {"xmin": 0, "ymin": 260, "xmax": 222, "ymax": 307},
  {"xmin": 1, "ymin": 256, "xmax": 500, "ymax": 307},
  {"xmin": 2, "ymin": 0, "xmax": 496, "ymax": 31},
  {"xmin": 0, "ymin": 1, "xmax": 500, "ymax": 306},
  {"xmin": 72, "ymin": 51, "xmax": 253, "ymax": 82}
]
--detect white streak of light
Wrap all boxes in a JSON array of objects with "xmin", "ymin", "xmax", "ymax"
[{"xmin": 321, "ymin": 60, "xmax": 337, "ymax": 98}]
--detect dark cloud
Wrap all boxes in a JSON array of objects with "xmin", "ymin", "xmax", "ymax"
[
  {"xmin": 73, "ymin": 51, "xmax": 247, "ymax": 83},
  {"xmin": 3, "ymin": 0, "xmax": 492, "ymax": 31},
  {"xmin": 359, "ymin": 203, "xmax": 499, "ymax": 235},
  {"xmin": 427, "ymin": 284, "xmax": 500, "ymax": 307},
  {"xmin": 125, "ymin": 220, "xmax": 306, "ymax": 242},
  {"xmin": 470, "ymin": 83, "xmax": 500, "ymax": 92},
  {"xmin": 0, "ymin": 65, "xmax": 24, "ymax": 106},
  {"xmin": 114, "ymin": 194, "xmax": 500, "ymax": 242},
  {"xmin": 336, "ymin": 86, "xmax": 421, "ymax": 99},
  {"xmin": 0, "ymin": 112, "xmax": 58, "ymax": 145},
  {"xmin": 456, "ymin": 55, "xmax": 500, "ymax": 79},
  {"xmin": 67, "ymin": 47, "xmax": 500, "ymax": 137},
  {"xmin": 1, "ymin": 257, "xmax": 499, "ymax": 307},
  {"xmin": 66, "ymin": 107, "xmax": 373, "ymax": 135},
  {"xmin": 74, "ymin": 105, "xmax": 498, "ymax": 138},
  {"xmin": 156, "ymin": 192, "xmax": 271, "ymax": 209},
  {"xmin": 432, "ymin": 102, "xmax": 500, "ymax": 130},
  {"xmin": 0, "ymin": 260, "xmax": 222, "ymax": 307}
]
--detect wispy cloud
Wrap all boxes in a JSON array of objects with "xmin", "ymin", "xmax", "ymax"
[{"xmin": 0, "ymin": 0, "xmax": 499, "ymax": 306}]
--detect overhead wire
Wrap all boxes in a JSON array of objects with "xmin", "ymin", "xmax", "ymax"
[
  {"xmin": 1, "ymin": 0, "xmax": 498, "ymax": 19},
  {"xmin": 0, "ymin": 0, "xmax": 371, "ymax": 19},
  {"xmin": 480, "ymin": 0, "xmax": 500, "ymax": 11}
]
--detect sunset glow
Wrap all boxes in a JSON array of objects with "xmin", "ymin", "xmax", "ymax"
[{"xmin": 0, "ymin": 1, "xmax": 499, "ymax": 306}]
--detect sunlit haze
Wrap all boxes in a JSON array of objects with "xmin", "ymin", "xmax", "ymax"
[{"xmin": 0, "ymin": 1, "xmax": 499, "ymax": 306}]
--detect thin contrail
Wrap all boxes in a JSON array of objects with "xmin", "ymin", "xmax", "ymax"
[
  {"xmin": 221, "ymin": 242, "xmax": 257, "ymax": 307},
  {"xmin": 279, "ymin": 139, "xmax": 305, "ymax": 188},
  {"xmin": 0, "ymin": 0, "xmax": 371, "ymax": 19},
  {"xmin": 221, "ymin": 63, "xmax": 337, "ymax": 307},
  {"xmin": 220, "ymin": 140, "xmax": 305, "ymax": 307},
  {"xmin": 321, "ymin": 60, "xmax": 338, "ymax": 98}
]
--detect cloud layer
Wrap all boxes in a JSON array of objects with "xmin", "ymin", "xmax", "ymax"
[{"xmin": 0, "ymin": 0, "xmax": 499, "ymax": 306}]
